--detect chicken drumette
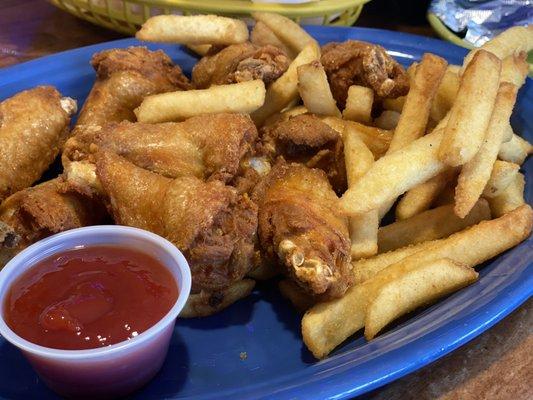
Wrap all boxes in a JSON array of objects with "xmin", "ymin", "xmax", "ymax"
[
  {"xmin": 321, "ymin": 40, "xmax": 410, "ymax": 108},
  {"xmin": 0, "ymin": 86, "xmax": 76, "ymax": 202},
  {"xmin": 192, "ymin": 43, "xmax": 290, "ymax": 89},
  {"xmin": 0, "ymin": 178, "xmax": 106, "ymax": 267},
  {"xmin": 64, "ymin": 113, "xmax": 258, "ymax": 197},
  {"xmin": 253, "ymin": 162, "xmax": 352, "ymax": 299},
  {"xmin": 260, "ymin": 113, "xmax": 347, "ymax": 194},
  {"xmin": 63, "ymin": 46, "xmax": 191, "ymax": 166}
]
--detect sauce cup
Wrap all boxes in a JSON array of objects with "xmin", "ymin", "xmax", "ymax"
[{"xmin": 0, "ymin": 226, "xmax": 191, "ymax": 399}]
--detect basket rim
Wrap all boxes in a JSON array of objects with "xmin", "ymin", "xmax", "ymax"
[{"xmin": 61, "ymin": 0, "xmax": 371, "ymax": 16}]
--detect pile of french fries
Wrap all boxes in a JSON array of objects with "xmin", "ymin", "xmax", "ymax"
[{"xmin": 135, "ymin": 14, "xmax": 533, "ymax": 359}]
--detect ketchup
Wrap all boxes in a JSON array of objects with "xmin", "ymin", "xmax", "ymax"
[{"xmin": 4, "ymin": 245, "xmax": 178, "ymax": 350}]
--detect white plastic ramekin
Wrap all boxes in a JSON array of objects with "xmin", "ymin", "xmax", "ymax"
[{"xmin": 0, "ymin": 226, "xmax": 191, "ymax": 399}]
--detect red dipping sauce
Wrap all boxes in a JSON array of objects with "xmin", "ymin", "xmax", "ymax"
[{"xmin": 4, "ymin": 245, "xmax": 178, "ymax": 350}]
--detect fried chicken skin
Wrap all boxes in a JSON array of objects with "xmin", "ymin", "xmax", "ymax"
[
  {"xmin": 64, "ymin": 113, "xmax": 258, "ymax": 197},
  {"xmin": 0, "ymin": 178, "xmax": 106, "ymax": 267},
  {"xmin": 321, "ymin": 40, "xmax": 410, "ymax": 108},
  {"xmin": 96, "ymin": 151, "xmax": 258, "ymax": 310},
  {"xmin": 63, "ymin": 47, "xmax": 191, "ymax": 165},
  {"xmin": 260, "ymin": 114, "xmax": 346, "ymax": 193},
  {"xmin": 192, "ymin": 43, "xmax": 290, "ymax": 89},
  {"xmin": 253, "ymin": 162, "xmax": 352, "ymax": 299},
  {"xmin": 0, "ymin": 86, "xmax": 76, "ymax": 202}
]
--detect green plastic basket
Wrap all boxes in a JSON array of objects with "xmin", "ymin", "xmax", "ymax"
[
  {"xmin": 428, "ymin": 12, "xmax": 533, "ymax": 73},
  {"xmin": 49, "ymin": 0, "xmax": 371, "ymax": 35}
]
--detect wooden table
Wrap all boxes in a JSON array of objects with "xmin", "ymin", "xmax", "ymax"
[{"xmin": 1, "ymin": 1, "xmax": 531, "ymax": 399}]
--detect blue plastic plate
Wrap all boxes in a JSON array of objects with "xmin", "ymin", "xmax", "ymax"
[{"xmin": 0, "ymin": 26, "xmax": 531, "ymax": 400}]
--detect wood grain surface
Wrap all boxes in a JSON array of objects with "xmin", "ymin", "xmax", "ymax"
[{"xmin": 0, "ymin": 1, "xmax": 531, "ymax": 399}]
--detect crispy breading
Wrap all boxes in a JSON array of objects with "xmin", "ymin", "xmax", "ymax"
[
  {"xmin": 0, "ymin": 178, "xmax": 106, "ymax": 266},
  {"xmin": 253, "ymin": 162, "xmax": 352, "ymax": 299},
  {"xmin": 96, "ymin": 151, "xmax": 258, "ymax": 293},
  {"xmin": 192, "ymin": 43, "xmax": 290, "ymax": 88},
  {"xmin": 0, "ymin": 86, "xmax": 75, "ymax": 201},
  {"xmin": 321, "ymin": 40, "xmax": 409, "ymax": 108},
  {"xmin": 260, "ymin": 114, "xmax": 346, "ymax": 193},
  {"xmin": 63, "ymin": 47, "xmax": 191, "ymax": 166},
  {"xmin": 94, "ymin": 113, "xmax": 257, "ymax": 182}
]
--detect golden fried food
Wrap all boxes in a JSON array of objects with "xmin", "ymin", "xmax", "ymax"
[
  {"xmin": 135, "ymin": 80, "xmax": 265, "ymax": 123},
  {"xmin": 81, "ymin": 113, "xmax": 257, "ymax": 183},
  {"xmin": 260, "ymin": 113, "xmax": 346, "ymax": 193},
  {"xmin": 136, "ymin": 15, "xmax": 249, "ymax": 46},
  {"xmin": 321, "ymin": 40, "xmax": 410, "ymax": 108},
  {"xmin": 253, "ymin": 162, "xmax": 352, "ymax": 299},
  {"xmin": 180, "ymin": 279, "xmax": 256, "ymax": 318},
  {"xmin": 0, "ymin": 178, "xmax": 106, "ymax": 266},
  {"xmin": 192, "ymin": 43, "xmax": 290, "ymax": 89},
  {"xmin": 96, "ymin": 151, "xmax": 258, "ymax": 295},
  {"xmin": 63, "ymin": 47, "xmax": 191, "ymax": 165},
  {"xmin": 0, "ymin": 86, "xmax": 76, "ymax": 201}
]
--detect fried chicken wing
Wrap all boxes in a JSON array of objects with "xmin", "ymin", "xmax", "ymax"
[
  {"xmin": 0, "ymin": 178, "xmax": 106, "ymax": 266},
  {"xmin": 321, "ymin": 40, "xmax": 410, "ymax": 108},
  {"xmin": 260, "ymin": 114, "xmax": 346, "ymax": 193},
  {"xmin": 192, "ymin": 43, "xmax": 290, "ymax": 89},
  {"xmin": 96, "ymin": 151, "xmax": 258, "ymax": 307},
  {"xmin": 0, "ymin": 86, "xmax": 76, "ymax": 201},
  {"xmin": 253, "ymin": 162, "xmax": 352, "ymax": 299},
  {"xmin": 63, "ymin": 47, "xmax": 191, "ymax": 165},
  {"xmin": 64, "ymin": 113, "xmax": 258, "ymax": 197}
]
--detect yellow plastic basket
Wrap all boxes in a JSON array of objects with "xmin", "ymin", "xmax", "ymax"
[{"xmin": 49, "ymin": 0, "xmax": 371, "ymax": 35}]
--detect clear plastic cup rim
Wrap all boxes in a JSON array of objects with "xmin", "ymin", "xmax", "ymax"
[{"xmin": 0, "ymin": 225, "xmax": 191, "ymax": 361}]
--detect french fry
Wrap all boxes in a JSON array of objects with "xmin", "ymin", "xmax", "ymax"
[
  {"xmin": 135, "ymin": 80, "xmax": 266, "ymax": 123},
  {"xmin": 488, "ymin": 173, "xmax": 526, "ymax": 218},
  {"xmin": 395, "ymin": 169, "xmax": 456, "ymax": 220},
  {"xmin": 378, "ymin": 200, "xmax": 491, "ymax": 253},
  {"xmin": 304, "ymin": 204, "xmax": 532, "ymax": 357},
  {"xmin": 430, "ymin": 69, "xmax": 460, "ymax": 124},
  {"xmin": 321, "ymin": 118, "xmax": 393, "ymax": 159},
  {"xmin": 340, "ymin": 128, "xmax": 447, "ymax": 216},
  {"xmin": 278, "ymin": 279, "xmax": 315, "ymax": 312},
  {"xmin": 136, "ymin": 15, "xmax": 249, "ymax": 45},
  {"xmin": 482, "ymin": 160, "xmax": 520, "ymax": 198},
  {"xmin": 354, "ymin": 204, "xmax": 533, "ymax": 284},
  {"xmin": 462, "ymin": 25, "xmax": 533, "ymax": 69},
  {"xmin": 342, "ymin": 85, "xmax": 374, "ymax": 123},
  {"xmin": 455, "ymin": 83, "xmax": 518, "ymax": 218},
  {"xmin": 186, "ymin": 44, "xmax": 212, "ymax": 56},
  {"xmin": 438, "ymin": 50, "xmax": 501, "ymax": 167},
  {"xmin": 382, "ymin": 96, "xmax": 405, "ymax": 113},
  {"xmin": 374, "ymin": 110, "xmax": 401, "ymax": 130},
  {"xmin": 302, "ymin": 283, "xmax": 368, "ymax": 359},
  {"xmin": 433, "ymin": 180, "xmax": 457, "ymax": 207},
  {"xmin": 251, "ymin": 43, "xmax": 320, "ymax": 125},
  {"xmin": 447, "ymin": 64, "xmax": 461, "ymax": 74},
  {"xmin": 251, "ymin": 21, "xmax": 295, "ymax": 58},
  {"xmin": 501, "ymin": 123, "xmax": 514, "ymax": 143},
  {"xmin": 297, "ymin": 61, "xmax": 340, "ymax": 117},
  {"xmin": 498, "ymin": 133, "xmax": 533, "ymax": 165},
  {"xmin": 501, "ymin": 52, "xmax": 529, "ymax": 88},
  {"xmin": 180, "ymin": 279, "xmax": 255, "ymax": 318},
  {"xmin": 364, "ymin": 258, "xmax": 478, "ymax": 339},
  {"xmin": 388, "ymin": 53, "xmax": 448, "ymax": 153},
  {"xmin": 343, "ymin": 124, "xmax": 379, "ymax": 259},
  {"xmin": 251, "ymin": 12, "xmax": 318, "ymax": 54}
]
